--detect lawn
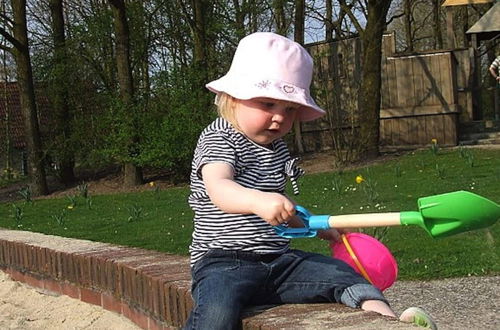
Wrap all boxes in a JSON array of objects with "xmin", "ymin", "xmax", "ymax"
[{"xmin": 0, "ymin": 147, "xmax": 499, "ymax": 281}]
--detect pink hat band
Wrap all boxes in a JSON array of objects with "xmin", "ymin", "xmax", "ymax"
[{"xmin": 206, "ymin": 32, "xmax": 326, "ymax": 122}]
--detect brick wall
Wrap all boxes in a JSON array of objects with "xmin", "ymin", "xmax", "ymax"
[{"xmin": 0, "ymin": 229, "xmax": 414, "ymax": 329}]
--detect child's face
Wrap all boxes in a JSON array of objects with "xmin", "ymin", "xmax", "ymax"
[{"xmin": 234, "ymin": 97, "xmax": 299, "ymax": 146}]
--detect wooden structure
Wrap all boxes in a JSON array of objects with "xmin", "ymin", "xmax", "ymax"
[
  {"xmin": 380, "ymin": 33, "xmax": 475, "ymax": 147},
  {"xmin": 303, "ymin": 32, "xmax": 475, "ymax": 152},
  {"xmin": 442, "ymin": 0, "xmax": 494, "ymax": 48},
  {"xmin": 466, "ymin": 2, "xmax": 500, "ymax": 120}
]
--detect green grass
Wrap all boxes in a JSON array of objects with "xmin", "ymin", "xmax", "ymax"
[{"xmin": 0, "ymin": 148, "xmax": 499, "ymax": 281}]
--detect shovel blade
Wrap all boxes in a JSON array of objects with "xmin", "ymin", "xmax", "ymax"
[{"xmin": 417, "ymin": 191, "xmax": 500, "ymax": 238}]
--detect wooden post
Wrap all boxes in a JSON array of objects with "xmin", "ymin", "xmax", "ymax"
[{"xmin": 470, "ymin": 34, "xmax": 483, "ymax": 120}]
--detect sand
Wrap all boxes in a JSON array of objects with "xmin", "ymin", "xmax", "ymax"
[{"xmin": 0, "ymin": 271, "xmax": 140, "ymax": 330}]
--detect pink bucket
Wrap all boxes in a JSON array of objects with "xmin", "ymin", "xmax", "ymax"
[{"xmin": 331, "ymin": 233, "xmax": 398, "ymax": 291}]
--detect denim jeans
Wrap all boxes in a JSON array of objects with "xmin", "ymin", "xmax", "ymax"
[{"xmin": 183, "ymin": 249, "xmax": 387, "ymax": 330}]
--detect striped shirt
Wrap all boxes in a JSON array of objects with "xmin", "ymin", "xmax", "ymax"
[
  {"xmin": 491, "ymin": 56, "xmax": 500, "ymax": 71},
  {"xmin": 188, "ymin": 118, "xmax": 300, "ymax": 266}
]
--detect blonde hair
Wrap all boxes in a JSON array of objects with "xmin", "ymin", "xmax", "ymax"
[{"xmin": 216, "ymin": 92, "xmax": 240, "ymax": 130}]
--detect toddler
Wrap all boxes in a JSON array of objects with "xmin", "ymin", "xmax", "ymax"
[{"xmin": 184, "ymin": 32, "xmax": 436, "ymax": 330}]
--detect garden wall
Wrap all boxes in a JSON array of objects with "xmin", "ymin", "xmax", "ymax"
[{"xmin": 0, "ymin": 229, "xmax": 415, "ymax": 329}]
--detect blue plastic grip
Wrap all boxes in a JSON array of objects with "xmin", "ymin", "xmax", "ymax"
[
  {"xmin": 308, "ymin": 214, "xmax": 330, "ymax": 230},
  {"xmin": 273, "ymin": 205, "xmax": 330, "ymax": 238}
]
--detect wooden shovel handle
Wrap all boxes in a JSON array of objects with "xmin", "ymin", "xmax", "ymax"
[{"xmin": 328, "ymin": 212, "xmax": 401, "ymax": 228}]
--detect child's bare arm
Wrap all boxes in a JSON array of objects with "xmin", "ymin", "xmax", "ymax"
[{"xmin": 202, "ymin": 162, "xmax": 295, "ymax": 226}]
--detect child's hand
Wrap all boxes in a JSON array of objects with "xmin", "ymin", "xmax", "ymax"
[{"xmin": 252, "ymin": 192, "xmax": 295, "ymax": 226}]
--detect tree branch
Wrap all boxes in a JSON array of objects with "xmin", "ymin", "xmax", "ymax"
[
  {"xmin": 0, "ymin": 42, "xmax": 13, "ymax": 53},
  {"xmin": 0, "ymin": 26, "xmax": 21, "ymax": 50},
  {"xmin": 338, "ymin": 0, "xmax": 364, "ymax": 36}
]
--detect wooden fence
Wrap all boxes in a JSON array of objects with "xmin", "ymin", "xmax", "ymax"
[{"xmin": 300, "ymin": 32, "xmax": 474, "ymax": 152}]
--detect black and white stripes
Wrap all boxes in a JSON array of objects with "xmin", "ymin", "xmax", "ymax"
[{"xmin": 188, "ymin": 118, "xmax": 303, "ymax": 266}]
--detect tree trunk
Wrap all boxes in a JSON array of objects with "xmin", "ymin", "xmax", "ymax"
[
  {"xmin": 293, "ymin": 0, "xmax": 305, "ymax": 154},
  {"xmin": 403, "ymin": 0, "xmax": 413, "ymax": 52},
  {"xmin": 273, "ymin": 0, "xmax": 287, "ymax": 35},
  {"xmin": 325, "ymin": 0, "xmax": 333, "ymax": 42},
  {"xmin": 109, "ymin": 0, "xmax": 143, "ymax": 186},
  {"xmin": 192, "ymin": 0, "xmax": 208, "ymax": 69},
  {"xmin": 358, "ymin": 0, "xmax": 391, "ymax": 160},
  {"xmin": 233, "ymin": 0, "xmax": 246, "ymax": 40},
  {"xmin": 49, "ymin": 0, "xmax": 76, "ymax": 186},
  {"xmin": 11, "ymin": 0, "xmax": 49, "ymax": 195},
  {"xmin": 432, "ymin": 0, "xmax": 443, "ymax": 49}
]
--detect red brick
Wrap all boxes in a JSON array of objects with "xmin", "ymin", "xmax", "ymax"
[
  {"xmin": 60, "ymin": 251, "xmax": 75, "ymax": 283},
  {"xmin": 48, "ymin": 250, "xmax": 58, "ymax": 278},
  {"xmin": 148, "ymin": 275, "xmax": 161, "ymax": 316},
  {"xmin": 79, "ymin": 253, "xmax": 93, "ymax": 287},
  {"xmin": 174, "ymin": 281, "xmax": 192, "ymax": 325},
  {"xmin": 6, "ymin": 268, "xmax": 25, "ymax": 282},
  {"xmin": 80, "ymin": 287, "xmax": 102, "ymax": 306},
  {"xmin": 61, "ymin": 281, "xmax": 80, "ymax": 299},
  {"xmin": 148, "ymin": 317, "xmax": 176, "ymax": 330},
  {"xmin": 34, "ymin": 247, "xmax": 43, "ymax": 272},
  {"xmin": 102, "ymin": 292, "xmax": 123, "ymax": 314},
  {"xmin": 28, "ymin": 245, "xmax": 38, "ymax": 271},
  {"xmin": 184, "ymin": 289, "xmax": 194, "ymax": 321},
  {"xmin": 167, "ymin": 284, "xmax": 180, "ymax": 326},
  {"xmin": 39, "ymin": 247, "xmax": 50, "ymax": 274},
  {"xmin": 95, "ymin": 256, "xmax": 108, "ymax": 289},
  {"xmin": 148, "ymin": 317, "xmax": 163, "ymax": 330},
  {"xmin": 157, "ymin": 277, "xmax": 168, "ymax": 322},
  {"xmin": 11, "ymin": 242, "xmax": 21, "ymax": 266},
  {"xmin": 21, "ymin": 244, "xmax": 30, "ymax": 269},
  {"xmin": 106, "ymin": 260, "xmax": 119, "ymax": 295},
  {"xmin": 25, "ymin": 246, "xmax": 32, "ymax": 270},
  {"xmin": 24, "ymin": 272, "xmax": 44, "ymax": 289},
  {"xmin": 43, "ymin": 277, "xmax": 62, "ymax": 294},
  {"xmin": 0, "ymin": 241, "xmax": 6, "ymax": 264},
  {"xmin": 122, "ymin": 303, "xmax": 149, "ymax": 329},
  {"xmin": 54, "ymin": 251, "xmax": 64, "ymax": 278}
]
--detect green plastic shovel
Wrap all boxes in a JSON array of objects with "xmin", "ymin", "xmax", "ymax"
[{"xmin": 274, "ymin": 191, "xmax": 500, "ymax": 238}]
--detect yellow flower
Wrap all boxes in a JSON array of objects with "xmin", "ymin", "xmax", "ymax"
[
  {"xmin": 355, "ymin": 175, "xmax": 364, "ymax": 184},
  {"xmin": 67, "ymin": 205, "xmax": 74, "ymax": 210},
  {"xmin": 149, "ymin": 181, "xmax": 155, "ymax": 187},
  {"xmin": 431, "ymin": 138, "xmax": 437, "ymax": 144}
]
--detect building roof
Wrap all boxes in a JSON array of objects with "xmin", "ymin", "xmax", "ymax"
[
  {"xmin": 0, "ymin": 82, "xmax": 52, "ymax": 149},
  {"xmin": 466, "ymin": 2, "xmax": 500, "ymax": 34},
  {"xmin": 442, "ymin": 0, "xmax": 493, "ymax": 6}
]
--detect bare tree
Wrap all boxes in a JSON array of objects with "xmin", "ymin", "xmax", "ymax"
[
  {"xmin": 0, "ymin": 0, "xmax": 49, "ymax": 195},
  {"xmin": 109, "ymin": 0, "xmax": 143, "ymax": 186}
]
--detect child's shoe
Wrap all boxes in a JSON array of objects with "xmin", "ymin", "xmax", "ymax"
[{"xmin": 399, "ymin": 307, "xmax": 437, "ymax": 329}]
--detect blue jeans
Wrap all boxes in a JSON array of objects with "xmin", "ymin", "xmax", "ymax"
[{"xmin": 183, "ymin": 249, "xmax": 387, "ymax": 330}]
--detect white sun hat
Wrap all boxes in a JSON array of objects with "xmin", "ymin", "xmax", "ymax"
[{"xmin": 206, "ymin": 32, "xmax": 326, "ymax": 122}]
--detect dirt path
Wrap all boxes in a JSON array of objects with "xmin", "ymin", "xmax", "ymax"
[{"xmin": 384, "ymin": 275, "xmax": 499, "ymax": 330}]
